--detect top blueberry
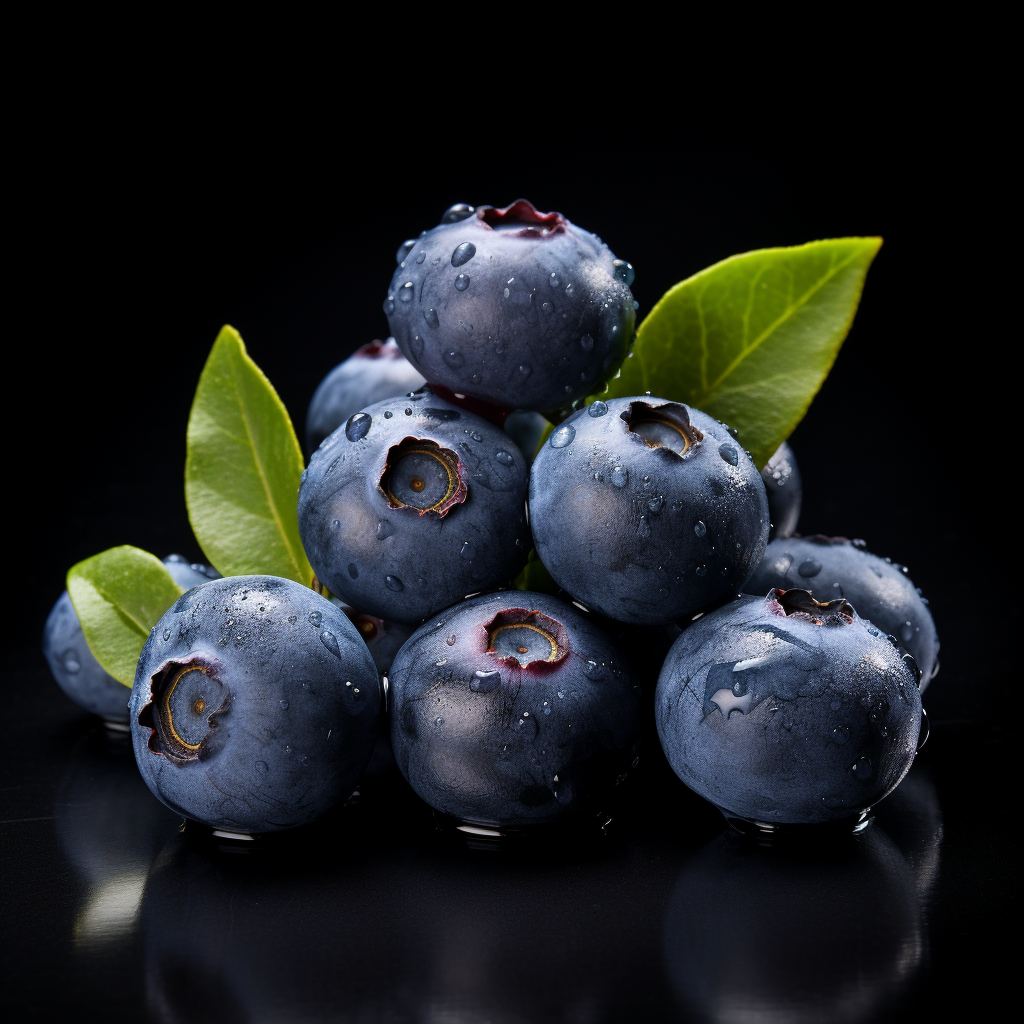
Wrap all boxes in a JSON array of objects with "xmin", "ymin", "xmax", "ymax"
[{"xmin": 385, "ymin": 200, "xmax": 636, "ymax": 412}]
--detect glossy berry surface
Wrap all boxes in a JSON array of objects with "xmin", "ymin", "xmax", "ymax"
[
  {"xmin": 656, "ymin": 590, "xmax": 922, "ymax": 825},
  {"xmin": 298, "ymin": 388, "xmax": 530, "ymax": 624},
  {"xmin": 305, "ymin": 339, "xmax": 425, "ymax": 455},
  {"xmin": 129, "ymin": 575, "xmax": 380, "ymax": 833},
  {"xmin": 529, "ymin": 397, "xmax": 769, "ymax": 625},
  {"xmin": 385, "ymin": 200, "xmax": 636, "ymax": 412},
  {"xmin": 761, "ymin": 441, "xmax": 802, "ymax": 539},
  {"xmin": 389, "ymin": 591, "xmax": 640, "ymax": 828},
  {"xmin": 744, "ymin": 535, "xmax": 939, "ymax": 689},
  {"xmin": 43, "ymin": 556, "xmax": 218, "ymax": 721}
]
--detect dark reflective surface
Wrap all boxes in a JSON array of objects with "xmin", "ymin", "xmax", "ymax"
[{"xmin": 1, "ymin": 681, "xmax": 1011, "ymax": 1021}]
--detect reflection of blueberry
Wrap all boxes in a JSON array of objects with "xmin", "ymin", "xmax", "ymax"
[
  {"xmin": 529, "ymin": 397, "xmax": 769, "ymax": 625},
  {"xmin": 305, "ymin": 339, "xmax": 425, "ymax": 455},
  {"xmin": 130, "ymin": 575, "xmax": 379, "ymax": 833},
  {"xmin": 389, "ymin": 591, "xmax": 640, "ymax": 827},
  {"xmin": 298, "ymin": 388, "xmax": 530, "ymax": 624},
  {"xmin": 664, "ymin": 824, "xmax": 921, "ymax": 1022},
  {"xmin": 656, "ymin": 589, "xmax": 922, "ymax": 825},
  {"xmin": 43, "ymin": 556, "xmax": 218, "ymax": 721},
  {"xmin": 384, "ymin": 199, "xmax": 635, "ymax": 412},
  {"xmin": 760, "ymin": 441, "xmax": 802, "ymax": 539},
  {"xmin": 743, "ymin": 535, "xmax": 939, "ymax": 688}
]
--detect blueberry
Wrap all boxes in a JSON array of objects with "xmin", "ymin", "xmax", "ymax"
[
  {"xmin": 298, "ymin": 388, "xmax": 530, "ymax": 624},
  {"xmin": 389, "ymin": 591, "xmax": 640, "ymax": 827},
  {"xmin": 503, "ymin": 409, "xmax": 550, "ymax": 464},
  {"xmin": 761, "ymin": 441, "xmax": 802, "ymax": 539},
  {"xmin": 129, "ymin": 575, "xmax": 379, "ymax": 833},
  {"xmin": 305, "ymin": 338, "xmax": 425, "ymax": 455},
  {"xmin": 384, "ymin": 199, "xmax": 636, "ymax": 412},
  {"xmin": 43, "ymin": 555, "xmax": 219, "ymax": 722},
  {"xmin": 656, "ymin": 590, "xmax": 922, "ymax": 826},
  {"xmin": 743, "ymin": 535, "xmax": 939, "ymax": 688},
  {"xmin": 528, "ymin": 397, "xmax": 769, "ymax": 625}
]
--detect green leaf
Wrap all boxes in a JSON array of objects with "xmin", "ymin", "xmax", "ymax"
[
  {"xmin": 67, "ymin": 546, "xmax": 186, "ymax": 686},
  {"xmin": 598, "ymin": 238, "xmax": 882, "ymax": 469},
  {"xmin": 513, "ymin": 549, "xmax": 559, "ymax": 595},
  {"xmin": 186, "ymin": 325, "xmax": 313, "ymax": 585}
]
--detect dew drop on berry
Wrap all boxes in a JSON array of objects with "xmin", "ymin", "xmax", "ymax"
[
  {"xmin": 455, "ymin": 274, "xmax": 470, "ymax": 291},
  {"xmin": 549, "ymin": 424, "xmax": 576, "ymax": 449},
  {"xmin": 451, "ymin": 242, "xmax": 476, "ymax": 267},
  {"xmin": 588, "ymin": 400, "xmax": 608, "ymax": 417}
]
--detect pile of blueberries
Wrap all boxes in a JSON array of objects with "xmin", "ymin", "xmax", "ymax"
[{"xmin": 44, "ymin": 201, "xmax": 937, "ymax": 837}]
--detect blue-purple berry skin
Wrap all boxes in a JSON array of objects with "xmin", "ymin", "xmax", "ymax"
[
  {"xmin": 528, "ymin": 397, "xmax": 769, "ymax": 625},
  {"xmin": 43, "ymin": 556, "xmax": 219, "ymax": 721},
  {"xmin": 389, "ymin": 591, "xmax": 640, "ymax": 827},
  {"xmin": 744, "ymin": 535, "xmax": 940, "ymax": 689},
  {"xmin": 761, "ymin": 441, "xmax": 802, "ymax": 539},
  {"xmin": 385, "ymin": 200, "xmax": 635, "ymax": 412},
  {"xmin": 306, "ymin": 339, "xmax": 425, "ymax": 455},
  {"xmin": 298, "ymin": 389, "xmax": 530, "ymax": 625},
  {"xmin": 130, "ymin": 575, "xmax": 379, "ymax": 833},
  {"xmin": 656, "ymin": 591, "xmax": 922, "ymax": 825}
]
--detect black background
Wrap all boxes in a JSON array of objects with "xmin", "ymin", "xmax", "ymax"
[{"xmin": 5, "ymin": 88, "xmax": 1013, "ymax": 1022}]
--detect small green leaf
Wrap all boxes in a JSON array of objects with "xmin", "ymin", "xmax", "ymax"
[
  {"xmin": 598, "ymin": 238, "xmax": 882, "ymax": 468},
  {"xmin": 67, "ymin": 546, "xmax": 186, "ymax": 686},
  {"xmin": 513, "ymin": 549, "xmax": 559, "ymax": 595},
  {"xmin": 186, "ymin": 326, "xmax": 313, "ymax": 585}
]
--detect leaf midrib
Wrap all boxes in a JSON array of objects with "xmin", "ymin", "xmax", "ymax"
[
  {"xmin": 696, "ymin": 246, "xmax": 861, "ymax": 403},
  {"xmin": 226, "ymin": 347, "xmax": 304, "ymax": 582}
]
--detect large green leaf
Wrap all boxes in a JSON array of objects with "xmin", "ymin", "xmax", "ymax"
[
  {"xmin": 67, "ymin": 546, "xmax": 185, "ymax": 686},
  {"xmin": 186, "ymin": 325, "xmax": 312, "ymax": 585},
  {"xmin": 599, "ymin": 238, "xmax": 881, "ymax": 468}
]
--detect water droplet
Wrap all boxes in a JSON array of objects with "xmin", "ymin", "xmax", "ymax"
[
  {"xmin": 423, "ymin": 308, "xmax": 440, "ymax": 329},
  {"xmin": 901, "ymin": 622, "xmax": 914, "ymax": 642},
  {"xmin": 415, "ymin": 252, "xmax": 426, "ymax": 264},
  {"xmin": 385, "ymin": 575, "xmax": 404, "ymax": 592},
  {"xmin": 557, "ymin": 691, "xmax": 565, "ymax": 699},
  {"xmin": 383, "ymin": 296, "xmax": 395, "ymax": 314},
  {"xmin": 611, "ymin": 465, "xmax": 628, "ymax": 487},
  {"xmin": 588, "ymin": 400, "xmax": 608, "ymax": 418},
  {"xmin": 694, "ymin": 521, "xmax": 707, "ymax": 538},
  {"xmin": 851, "ymin": 755, "xmax": 873, "ymax": 779},
  {"xmin": 410, "ymin": 335, "xmax": 424, "ymax": 357},
  {"xmin": 613, "ymin": 259, "xmax": 635, "ymax": 287},
  {"xmin": 443, "ymin": 349, "xmax": 465, "ymax": 368},
  {"xmin": 550, "ymin": 424, "xmax": 576, "ymax": 448},
  {"xmin": 398, "ymin": 281, "xmax": 414, "ymax": 302},
  {"xmin": 495, "ymin": 450, "xmax": 514, "ymax": 466},
  {"xmin": 308, "ymin": 611, "xmax": 323, "ymax": 627},
  {"xmin": 579, "ymin": 333, "xmax": 594, "ymax": 351},
  {"xmin": 451, "ymin": 241, "xmax": 476, "ymax": 266},
  {"xmin": 471, "ymin": 669, "xmax": 501, "ymax": 692},
  {"xmin": 376, "ymin": 520, "xmax": 394, "ymax": 540},
  {"xmin": 255, "ymin": 760, "xmax": 268, "ymax": 774},
  {"xmin": 62, "ymin": 652, "xmax": 81, "ymax": 673},
  {"xmin": 648, "ymin": 495, "xmax": 664, "ymax": 512},
  {"xmin": 442, "ymin": 203, "xmax": 475, "ymax": 223},
  {"xmin": 383, "ymin": 411, "xmax": 393, "ymax": 419},
  {"xmin": 503, "ymin": 287, "xmax": 510, "ymax": 299},
  {"xmin": 280, "ymin": 699, "xmax": 289, "ymax": 710},
  {"xmin": 345, "ymin": 412, "xmax": 372, "ymax": 442},
  {"xmin": 831, "ymin": 725, "xmax": 850, "ymax": 744},
  {"xmin": 584, "ymin": 660, "xmax": 605, "ymax": 680},
  {"xmin": 549, "ymin": 272, "xmax": 561, "ymax": 287},
  {"xmin": 460, "ymin": 541, "xmax": 476, "ymax": 560},
  {"xmin": 455, "ymin": 274, "xmax": 470, "ymax": 291},
  {"xmin": 518, "ymin": 363, "xmax": 532, "ymax": 378},
  {"xmin": 434, "ymin": 716, "xmax": 445, "ymax": 726},
  {"xmin": 470, "ymin": 431, "xmax": 483, "ymax": 441},
  {"xmin": 320, "ymin": 630, "xmax": 341, "ymax": 658},
  {"xmin": 718, "ymin": 443, "xmax": 739, "ymax": 466},
  {"xmin": 797, "ymin": 559, "xmax": 822, "ymax": 578},
  {"xmin": 162, "ymin": 629, "xmax": 171, "ymax": 641},
  {"xmin": 396, "ymin": 240, "xmax": 416, "ymax": 263},
  {"xmin": 695, "ymin": 565, "xmax": 707, "ymax": 577}
]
